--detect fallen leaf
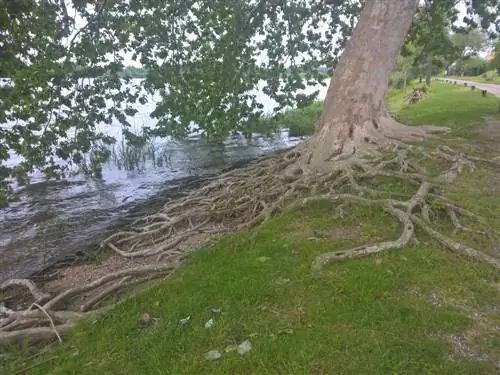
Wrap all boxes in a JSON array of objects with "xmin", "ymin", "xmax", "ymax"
[
  {"xmin": 205, "ymin": 318, "xmax": 215, "ymax": 329},
  {"xmin": 154, "ymin": 301, "xmax": 160, "ymax": 307},
  {"xmin": 257, "ymin": 256, "xmax": 271, "ymax": 262}
]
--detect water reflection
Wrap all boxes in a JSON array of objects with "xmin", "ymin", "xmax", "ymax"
[{"xmin": 0, "ymin": 80, "xmax": 329, "ymax": 282}]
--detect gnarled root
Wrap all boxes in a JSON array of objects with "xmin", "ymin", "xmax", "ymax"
[
  {"xmin": 312, "ymin": 204, "xmax": 414, "ymax": 271},
  {"xmin": 1, "ymin": 279, "xmax": 51, "ymax": 305},
  {"xmin": 0, "ymin": 264, "xmax": 176, "ymax": 348},
  {"xmin": 2, "ymin": 141, "xmax": 499, "ymax": 349},
  {"xmin": 310, "ymin": 146, "xmax": 500, "ymax": 271}
]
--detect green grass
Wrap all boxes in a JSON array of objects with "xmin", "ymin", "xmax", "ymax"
[
  {"xmin": 255, "ymin": 80, "xmax": 499, "ymax": 138},
  {"xmin": 386, "ymin": 81, "xmax": 500, "ymax": 128},
  {"xmin": 255, "ymin": 102, "xmax": 323, "ymax": 137},
  {"xmin": 4, "ymin": 192, "xmax": 499, "ymax": 374},
  {"xmin": 446, "ymin": 72, "xmax": 500, "ymax": 85},
  {"xmin": 3, "ymin": 81, "xmax": 500, "ymax": 375}
]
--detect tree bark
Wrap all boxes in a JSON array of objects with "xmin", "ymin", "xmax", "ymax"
[
  {"xmin": 425, "ymin": 55, "xmax": 433, "ymax": 86},
  {"xmin": 302, "ymin": 0, "xmax": 419, "ymax": 167}
]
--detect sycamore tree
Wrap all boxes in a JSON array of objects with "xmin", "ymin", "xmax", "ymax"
[
  {"xmin": 0, "ymin": 1, "xmax": 498, "ymax": 186},
  {"xmin": 1, "ymin": 0, "xmax": 500, "ymax": 347}
]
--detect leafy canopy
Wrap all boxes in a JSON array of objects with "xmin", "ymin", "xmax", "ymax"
[{"xmin": 0, "ymin": 0, "xmax": 498, "ymax": 196}]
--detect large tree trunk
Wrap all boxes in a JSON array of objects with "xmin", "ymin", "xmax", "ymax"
[{"xmin": 302, "ymin": 0, "xmax": 419, "ymax": 167}]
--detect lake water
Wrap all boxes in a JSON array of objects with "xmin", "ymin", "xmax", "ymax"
[{"xmin": 0, "ymin": 79, "xmax": 329, "ymax": 282}]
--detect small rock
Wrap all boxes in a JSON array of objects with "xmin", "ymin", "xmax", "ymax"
[
  {"xmin": 224, "ymin": 344, "xmax": 237, "ymax": 353},
  {"xmin": 179, "ymin": 315, "xmax": 191, "ymax": 326},
  {"xmin": 237, "ymin": 340, "xmax": 252, "ymax": 355},
  {"xmin": 205, "ymin": 318, "xmax": 215, "ymax": 329},
  {"xmin": 205, "ymin": 350, "xmax": 222, "ymax": 361}
]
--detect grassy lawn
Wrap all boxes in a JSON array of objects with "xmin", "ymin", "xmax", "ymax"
[
  {"xmin": 256, "ymin": 80, "xmax": 500, "ymax": 138},
  {"xmin": 445, "ymin": 73, "xmax": 500, "ymax": 85},
  {"xmin": 4, "ymin": 172, "xmax": 500, "ymax": 374},
  {"xmin": 3, "ymin": 83, "xmax": 500, "ymax": 374},
  {"xmin": 386, "ymin": 82, "xmax": 500, "ymax": 128}
]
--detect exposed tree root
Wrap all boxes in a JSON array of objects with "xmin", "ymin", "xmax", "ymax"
[
  {"xmin": 2, "ymin": 138, "xmax": 500, "ymax": 350},
  {"xmin": 1, "ymin": 279, "xmax": 51, "ymax": 305}
]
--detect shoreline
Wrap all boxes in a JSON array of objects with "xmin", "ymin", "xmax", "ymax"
[{"xmin": 0, "ymin": 155, "xmax": 280, "ymax": 311}]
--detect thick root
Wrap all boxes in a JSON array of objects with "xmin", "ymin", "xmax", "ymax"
[
  {"xmin": 1, "ymin": 279, "xmax": 51, "ymax": 304},
  {"xmin": 312, "ymin": 205, "xmax": 414, "ymax": 271},
  {"xmin": 2, "ymin": 140, "xmax": 499, "ymax": 350}
]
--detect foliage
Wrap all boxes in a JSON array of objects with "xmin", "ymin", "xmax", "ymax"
[
  {"xmin": 1, "ymin": 0, "xmax": 499, "ymax": 194},
  {"xmin": 491, "ymin": 40, "xmax": 500, "ymax": 74},
  {"xmin": 120, "ymin": 66, "xmax": 148, "ymax": 79},
  {"xmin": 449, "ymin": 57, "xmax": 490, "ymax": 76},
  {"xmin": 0, "ymin": 0, "xmax": 146, "ymax": 189},
  {"xmin": 404, "ymin": 1, "xmax": 458, "ymax": 74},
  {"xmin": 450, "ymin": 29, "xmax": 487, "ymax": 59},
  {"xmin": 393, "ymin": 42, "xmax": 419, "ymax": 90},
  {"xmin": 256, "ymin": 101, "xmax": 322, "ymax": 137},
  {"xmin": 396, "ymin": 42, "xmax": 418, "ymax": 73}
]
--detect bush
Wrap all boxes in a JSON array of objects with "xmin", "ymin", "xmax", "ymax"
[
  {"xmin": 418, "ymin": 85, "xmax": 429, "ymax": 93},
  {"xmin": 481, "ymin": 70, "xmax": 497, "ymax": 81},
  {"xmin": 454, "ymin": 57, "xmax": 488, "ymax": 76},
  {"xmin": 283, "ymin": 102, "xmax": 323, "ymax": 137},
  {"xmin": 389, "ymin": 71, "xmax": 405, "ymax": 89},
  {"xmin": 252, "ymin": 102, "xmax": 323, "ymax": 137}
]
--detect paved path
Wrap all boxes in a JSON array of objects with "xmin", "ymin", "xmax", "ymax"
[{"xmin": 438, "ymin": 78, "xmax": 500, "ymax": 97}]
